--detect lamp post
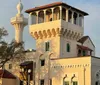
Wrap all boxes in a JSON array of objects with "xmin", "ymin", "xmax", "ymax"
[
  {"xmin": 20, "ymin": 68, "xmax": 31, "ymax": 85},
  {"xmin": 28, "ymin": 69, "xmax": 31, "ymax": 85}
]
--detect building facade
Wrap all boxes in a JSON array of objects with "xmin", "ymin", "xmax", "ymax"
[{"xmin": 3, "ymin": 1, "xmax": 100, "ymax": 85}]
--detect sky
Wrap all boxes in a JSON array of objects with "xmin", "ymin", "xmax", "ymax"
[{"xmin": 0, "ymin": 0, "xmax": 100, "ymax": 56}]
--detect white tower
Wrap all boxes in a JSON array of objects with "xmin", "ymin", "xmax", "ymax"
[{"xmin": 11, "ymin": 0, "xmax": 28, "ymax": 43}]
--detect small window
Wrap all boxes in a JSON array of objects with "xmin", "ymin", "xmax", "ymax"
[
  {"xmin": 83, "ymin": 50, "xmax": 86, "ymax": 56},
  {"xmin": 45, "ymin": 42, "xmax": 50, "ymax": 51},
  {"xmin": 73, "ymin": 81, "xmax": 78, "ymax": 85},
  {"xmin": 41, "ymin": 60, "xmax": 45, "ymax": 66},
  {"xmin": 66, "ymin": 43, "xmax": 70, "ymax": 52},
  {"xmin": 64, "ymin": 81, "xmax": 69, "ymax": 85},
  {"xmin": 95, "ymin": 81, "xmax": 99, "ymax": 85},
  {"xmin": 20, "ymin": 80, "xmax": 23, "ymax": 85},
  {"xmin": 40, "ymin": 79, "xmax": 44, "ymax": 85},
  {"xmin": 9, "ymin": 64, "xmax": 12, "ymax": 69}
]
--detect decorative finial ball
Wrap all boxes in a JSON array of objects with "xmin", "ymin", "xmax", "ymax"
[{"xmin": 17, "ymin": 1, "xmax": 23, "ymax": 14}]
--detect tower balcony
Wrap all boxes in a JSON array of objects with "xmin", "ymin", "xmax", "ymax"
[
  {"xmin": 26, "ymin": 2, "xmax": 88, "ymax": 40},
  {"xmin": 11, "ymin": 15, "xmax": 28, "ymax": 25},
  {"xmin": 29, "ymin": 20, "xmax": 83, "ymax": 40}
]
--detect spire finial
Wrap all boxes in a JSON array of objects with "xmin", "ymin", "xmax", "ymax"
[
  {"xmin": 20, "ymin": 0, "xmax": 21, "ymax": 3},
  {"xmin": 17, "ymin": 0, "xmax": 23, "ymax": 14}
]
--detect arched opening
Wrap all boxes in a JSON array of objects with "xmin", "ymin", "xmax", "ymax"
[
  {"xmin": 54, "ymin": 7, "xmax": 60, "ymax": 20},
  {"xmin": 32, "ymin": 12, "xmax": 37, "ymax": 24},
  {"xmin": 38, "ymin": 11, "xmax": 44, "ymax": 23},
  {"xmin": 66, "ymin": 43, "xmax": 70, "ymax": 52},
  {"xmin": 62, "ymin": 8, "xmax": 66, "ymax": 20},
  {"xmin": 73, "ymin": 12, "xmax": 77, "ymax": 25},
  {"xmin": 68, "ymin": 10, "xmax": 72, "ymax": 23},
  {"xmin": 46, "ymin": 9, "xmax": 52, "ymax": 22}
]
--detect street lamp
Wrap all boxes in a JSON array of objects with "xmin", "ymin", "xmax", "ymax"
[
  {"xmin": 20, "ymin": 68, "xmax": 31, "ymax": 85},
  {"xmin": 28, "ymin": 69, "xmax": 31, "ymax": 85}
]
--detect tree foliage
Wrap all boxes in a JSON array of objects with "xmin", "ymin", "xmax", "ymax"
[
  {"xmin": 0, "ymin": 27, "xmax": 24, "ymax": 68},
  {"xmin": 0, "ymin": 27, "xmax": 8, "ymax": 40}
]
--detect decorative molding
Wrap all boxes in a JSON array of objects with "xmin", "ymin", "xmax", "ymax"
[
  {"xmin": 31, "ymin": 28, "xmax": 82, "ymax": 40},
  {"xmin": 52, "ymin": 64, "xmax": 90, "ymax": 68}
]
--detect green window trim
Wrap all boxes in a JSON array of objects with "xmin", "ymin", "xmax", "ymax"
[
  {"xmin": 66, "ymin": 43, "xmax": 70, "ymax": 52},
  {"xmin": 73, "ymin": 81, "xmax": 78, "ymax": 85},
  {"xmin": 64, "ymin": 81, "xmax": 69, "ymax": 85},
  {"xmin": 83, "ymin": 50, "xmax": 86, "ymax": 56},
  {"xmin": 45, "ymin": 42, "xmax": 50, "ymax": 51}
]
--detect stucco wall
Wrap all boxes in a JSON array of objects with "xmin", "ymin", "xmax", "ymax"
[
  {"xmin": 36, "ymin": 36, "xmax": 60, "ymax": 58},
  {"xmin": 60, "ymin": 37, "xmax": 78, "ymax": 58},
  {"xmin": 51, "ymin": 56, "xmax": 91, "ymax": 85}
]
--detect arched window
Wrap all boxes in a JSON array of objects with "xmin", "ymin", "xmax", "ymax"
[
  {"xmin": 38, "ymin": 11, "xmax": 44, "ymax": 23},
  {"xmin": 46, "ymin": 9, "xmax": 52, "ymax": 22},
  {"xmin": 54, "ymin": 7, "xmax": 60, "ymax": 20},
  {"xmin": 62, "ymin": 8, "xmax": 66, "ymax": 20},
  {"xmin": 66, "ymin": 43, "xmax": 70, "ymax": 52},
  {"xmin": 68, "ymin": 10, "xmax": 72, "ymax": 23}
]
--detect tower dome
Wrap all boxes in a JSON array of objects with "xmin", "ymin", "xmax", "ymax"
[{"xmin": 17, "ymin": 0, "xmax": 23, "ymax": 14}]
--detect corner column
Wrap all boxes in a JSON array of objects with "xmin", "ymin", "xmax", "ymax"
[
  {"xmin": 51, "ymin": 8, "xmax": 54, "ymax": 21},
  {"xmin": 66, "ymin": 9, "xmax": 69, "ymax": 22},
  {"xmin": 44, "ymin": 10, "xmax": 46, "ymax": 22},
  {"xmin": 71, "ymin": 11, "xmax": 74, "ymax": 24},
  {"xmin": 60, "ymin": 6, "xmax": 62, "ymax": 20},
  {"xmin": 36, "ymin": 11, "xmax": 39, "ymax": 24},
  {"xmin": 29, "ymin": 12, "xmax": 33, "ymax": 25}
]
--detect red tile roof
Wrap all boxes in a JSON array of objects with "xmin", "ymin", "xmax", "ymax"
[
  {"xmin": 77, "ymin": 45, "xmax": 92, "ymax": 51},
  {"xmin": 0, "ymin": 69, "xmax": 16, "ymax": 79},
  {"xmin": 25, "ymin": 2, "xmax": 88, "ymax": 16}
]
